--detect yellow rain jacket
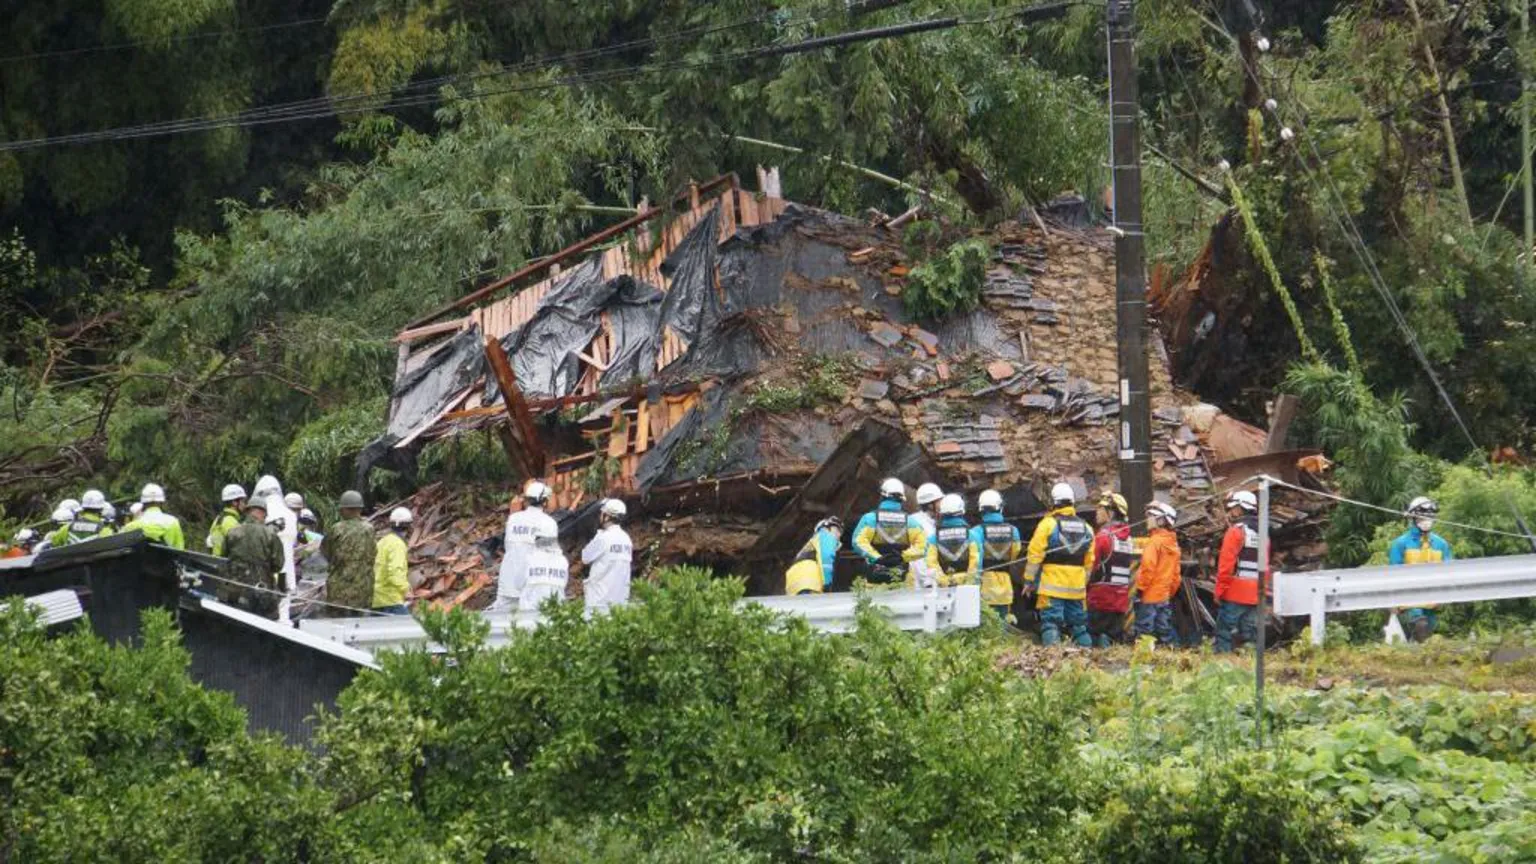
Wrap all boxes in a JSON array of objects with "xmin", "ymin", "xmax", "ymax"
[
  {"xmin": 1027, "ymin": 505, "xmax": 1096, "ymax": 606},
  {"xmin": 372, "ymin": 531, "xmax": 410, "ymax": 608}
]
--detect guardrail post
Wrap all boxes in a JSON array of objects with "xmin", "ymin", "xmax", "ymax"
[
  {"xmin": 1310, "ymin": 585, "xmax": 1327, "ymax": 646},
  {"xmin": 923, "ymin": 582, "xmax": 938, "ymax": 633}
]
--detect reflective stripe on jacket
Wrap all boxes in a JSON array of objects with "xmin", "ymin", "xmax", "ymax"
[
  {"xmin": 932, "ymin": 517, "xmax": 979, "ymax": 586},
  {"xmin": 972, "ymin": 514, "xmax": 1019, "ymax": 606},
  {"xmin": 126, "ymin": 507, "xmax": 185, "ymax": 550},
  {"xmin": 1216, "ymin": 518, "xmax": 1264, "ymax": 606},
  {"xmin": 1028, "ymin": 506, "xmax": 1096, "ymax": 601}
]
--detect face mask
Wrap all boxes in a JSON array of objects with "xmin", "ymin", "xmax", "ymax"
[{"xmin": 1415, "ymin": 517, "xmax": 1435, "ymax": 532}]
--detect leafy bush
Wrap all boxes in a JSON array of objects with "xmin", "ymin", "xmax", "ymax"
[
  {"xmin": 1085, "ymin": 754, "xmax": 1362, "ymax": 864},
  {"xmin": 902, "ymin": 239, "xmax": 990, "ymax": 320},
  {"xmin": 743, "ymin": 353, "xmax": 858, "ymax": 413}
]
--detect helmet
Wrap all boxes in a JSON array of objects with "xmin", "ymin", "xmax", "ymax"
[
  {"xmin": 533, "ymin": 518, "xmax": 559, "ymax": 546},
  {"xmin": 298, "ymin": 508, "xmax": 317, "ymax": 526},
  {"xmin": 1226, "ymin": 490, "xmax": 1258, "ymax": 512},
  {"xmin": 245, "ymin": 495, "xmax": 268, "ymax": 512},
  {"xmin": 816, "ymin": 515, "xmax": 844, "ymax": 534},
  {"xmin": 915, "ymin": 483, "xmax": 943, "ymax": 506},
  {"xmin": 15, "ymin": 528, "xmax": 36, "ymax": 544},
  {"xmin": 80, "ymin": 489, "xmax": 107, "ymax": 511},
  {"xmin": 1051, "ymin": 482, "xmax": 1076, "ymax": 505},
  {"xmin": 129, "ymin": 502, "xmax": 143, "ymax": 518},
  {"xmin": 600, "ymin": 499, "xmax": 627, "ymax": 519},
  {"xmin": 1407, "ymin": 496, "xmax": 1439, "ymax": 516},
  {"xmin": 221, "ymin": 483, "xmax": 247, "ymax": 503},
  {"xmin": 140, "ymin": 483, "xmax": 166, "ymax": 504},
  {"xmin": 1148, "ymin": 501, "xmax": 1178, "ymax": 526},
  {"xmin": 253, "ymin": 475, "xmax": 282, "ymax": 498},
  {"xmin": 389, "ymin": 507, "xmax": 413, "ymax": 525},
  {"xmin": 978, "ymin": 489, "xmax": 1004, "ymax": 512},
  {"xmin": 60, "ymin": 498, "xmax": 81, "ymax": 517},
  {"xmin": 880, "ymin": 478, "xmax": 906, "ymax": 501},
  {"xmin": 1098, "ymin": 491, "xmax": 1128, "ymax": 518},
  {"xmin": 524, "ymin": 480, "xmax": 551, "ymax": 506},
  {"xmin": 338, "ymin": 490, "xmax": 365, "ymax": 510},
  {"xmin": 102, "ymin": 503, "xmax": 117, "ymax": 522},
  {"xmin": 51, "ymin": 505, "xmax": 73, "ymax": 523},
  {"xmin": 939, "ymin": 493, "xmax": 965, "ymax": 516},
  {"xmin": 284, "ymin": 492, "xmax": 304, "ymax": 511}
]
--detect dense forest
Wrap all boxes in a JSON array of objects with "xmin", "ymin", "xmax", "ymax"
[{"xmin": 4, "ymin": 0, "xmax": 1536, "ymax": 559}]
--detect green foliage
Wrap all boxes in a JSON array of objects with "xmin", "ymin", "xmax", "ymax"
[
  {"xmin": 283, "ymin": 397, "xmax": 386, "ymax": 504},
  {"xmin": 742, "ymin": 353, "xmax": 858, "ymax": 413},
  {"xmin": 902, "ymin": 238, "xmax": 990, "ymax": 320},
  {"xmin": 1366, "ymin": 465, "xmax": 1536, "ymax": 562},
  {"xmin": 1085, "ymin": 754, "xmax": 1362, "ymax": 864}
]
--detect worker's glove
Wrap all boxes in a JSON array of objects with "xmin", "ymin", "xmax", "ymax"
[{"xmin": 875, "ymin": 552, "xmax": 904, "ymax": 568}]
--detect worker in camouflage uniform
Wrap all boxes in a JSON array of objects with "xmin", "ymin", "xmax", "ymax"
[
  {"xmin": 321, "ymin": 490, "xmax": 376, "ymax": 615},
  {"xmin": 219, "ymin": 496, "xmax": 285, "ymax": 617}
]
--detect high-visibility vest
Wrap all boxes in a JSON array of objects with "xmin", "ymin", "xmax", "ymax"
[
  {"xmin": 872, "ymin": 509, "xmax": 911, "ymax": 555},
  {"xmin": 1043, "ymin": 516, "xmax": 1093, "ymax": 566},
  {"xmin": 980, "ymin": 523, "xmax": 1016, "ymax": 562},
  {"xmin": 934, "ymin": 522, "xmax": 973, "ymax": 574},
  {"xmin": 1236, "ymin": 524, "xmax": 1261, "ymax": 581}
]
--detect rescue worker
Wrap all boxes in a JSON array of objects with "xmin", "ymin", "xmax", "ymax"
[
  {"xmin": 373, "ymin": 507, "xmax": 412, "ymax": 615},
  {"xmin": 932, "ymin": 493, "xmax": 979, "ymax": 587},
  {"xmin": 853, "ymin": 478, "xmax": 934, "ymax": 586},
  {"xmin": 124, "ymin": 483, "xmax": 185, "ymax": 549},
  {"xmin": 3, "ymin": 529, "xmax": 35, "ymax": 558},
  {"xmin": 1086, "ymin": 492, "xmax": 1134, "ymax": 646},
  {"xmin": 60, "ymin": 498, "xmax": 81, "ymax": 520},
  {"xmin": 581, "ymin": 499, "xmax": 633, "ymax": 613},
  {"xmin": 320, "ymin": 490, "xmax": 376, "ymax": 615},
  {"xmin": 207, "ymin": 483, "xmax": 246, "ymax": 556},
  {"xmin": 252, "ymin": 475, "xmax": 298, "ymax": 596},
  {"xmin": 1023, "ymin": 482, "xmax": 1096, "ymax": 647},
  {"xmin": 972, "ymin": 489, "xmax": 1021, "ymax": 623},
  {"xmin": 520, "ymin": 519, "xmax": 569, "ymax": 610},
  {"xmin": 220, "ymin": 496, "xmax": 285, "ymax": 617},
  {"xmin": 787, "ymin": 516, "xmax": 841, "ymax": 595},
  {"xmin": 496, "ymin": 480, "xmax": 559, "ymax": 610},
  {"xmin": 295, "ymin": 508, "xmax": 325, "ymax": 574},
  {"xmin": 911, "ymin": 483, "xmax": 944, "ymax": 540},
  {"xmin": 284, "ymin": 492, "xmax": 305, "ymax": 514},
  {"xmin": 101, "ymin": 502, "xmax": 117, "ymax": 527},
  {"xmin": 1388, "ymin": 496, "xmax": 1454, "ymax": 642},
  {"xmin": 34, "ymin": 506, "xmax": 73, "ymax": 553},
  {"xmin": 1133, "ymin": 501, "xmax": 1182, "ymax": 645},
  {"xmin": 128, "ymin": 502, "xmax": 143, "ymax": 522},
  {"xmin": 49, "ymin": 489, "xmax": 115, "ymax": 546},
  {"xmin": 1214, "ymin": 490, "xmax": 1264, "ymax": 653}
]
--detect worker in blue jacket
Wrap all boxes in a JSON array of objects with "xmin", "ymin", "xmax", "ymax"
[
  {"xmin": 786, "ymin": 517, "xmax": 842, "ymax": 594},
  {"xmin": 1388, "ymin": 496, "xmax": 1454, "ymax": 642}
]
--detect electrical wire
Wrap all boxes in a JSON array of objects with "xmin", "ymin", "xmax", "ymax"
[
  {"xmin": 1265, "ymin": 476, "xmax": 1536, "ymax": 541},
  {"xmin": 187, "ymin": 566, "xmax": 399, "ymax": 618}
]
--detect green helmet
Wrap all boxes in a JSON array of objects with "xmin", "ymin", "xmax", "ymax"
[{"xmin": 338, "ymin": 490, "xmax": 365, "ymax": 509}]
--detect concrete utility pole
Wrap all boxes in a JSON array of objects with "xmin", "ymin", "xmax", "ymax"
[
  {"xmin": 1523, "ymin": 0, "xmax": 1533, "ymax": 280},
  {"xmin": 1107, "ymin": 0, "xmax": 1153, "ymax": 533}
]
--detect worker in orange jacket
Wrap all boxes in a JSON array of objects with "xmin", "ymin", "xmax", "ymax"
[
  {"xmin": 1214, "ymin": 490, "xmax": 1264, "ymax": 652},
  {"xmin": 1133, "ymin": 501, "xmax": 1182, "ymax": 645}
]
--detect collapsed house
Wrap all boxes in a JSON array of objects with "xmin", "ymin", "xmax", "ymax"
[{"xmin": 361, "ymin": 172, "xmax": 1334, "ymax": 628}]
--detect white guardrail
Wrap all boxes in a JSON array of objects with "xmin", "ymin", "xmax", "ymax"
[
  {"xmin": 25, "ymin": 589, "xmax": 85, "ymax": 627},
  {"xmin": 297, "ymin": 585, "xmax": 983, "ymax": 656},
  {"xmin": 1274, "ymin": 554, "xmax": 1536, "ymax": 645}
]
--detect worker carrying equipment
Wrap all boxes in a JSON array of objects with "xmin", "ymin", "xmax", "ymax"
[
  {"xmin": 932, "ymin": 494, "xmax": 979, "ymax": 587},
  {"xmin": 971, "ymin": 489, "xmax": 1020, "ymax": 623},
  {"xmin": 219, "ymin": 496, "xmax": 285, "ymax": 617},
  {"xmin": 911, "ymin": 483, "xmax": 943, "ymax": 541},
  {"xmin": 1214, "ymin": 489, "xmax": 1265, "ymax": 653},
  {"xmin": 1133, "ymin": 501, "xmax": 1182, "ymax": 645},
  {"xmin": 1024, "ymin": 481, "xmax": 1095, "ymax": 646},
  {"xmin": 582, "ymin": 499, "xmax": 633, "ymax": 613},
  {"xmin": 787, "ymin": 516, "xmax": 842, "ymax": 595},
  {"xmin": 124, "ymin": 483, "xmax": 185, "ymax": 550},
  {"xmin": 372, "ymin": 507, "xmax": 412, "ymax": 614},
  {"xmin": 520, "ymin": 518, "xmax": 570, "ymax": 610},
  {"xmin": 853, "ymin": 478, "xmax": 935, "ymax": 586},
  {"xmin": 321, "ymin": 490, "xmax": 376, "ymax": 615},
  {"xmin": 50, "ymin": 489, "xmax": 116, "ymax": 547},
  {"xmin": 496, "ymin": 480, "xmax": 560, "ymax": 611},
  {"xmin": 1088, "ymin": 490, "xmax": 1136, "ymax": 646},
  {"xmin": 207, "ymin": 483, "xmax": 247, "ymax": 556},
  {"xmin": 1388, "ymin": 496, "xmax": 1453, "ymax": 642}
]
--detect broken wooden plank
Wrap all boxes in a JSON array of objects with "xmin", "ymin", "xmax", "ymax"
[
  {"xmin": 484, "ymin": 336, "xmax": 548, "ymax": 478},
  {"xmin": 635, "ymin": 403, "xmax": 652, "ymax": 453}
]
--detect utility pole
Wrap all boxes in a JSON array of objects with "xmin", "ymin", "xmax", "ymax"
[
  {"xmin": 1107, "ymin": 0, "xmax": 1153, "ymax": 533},
  {"xmin": 1523, "ymin": 0, "xmax": 1533, "ymax": 281}
]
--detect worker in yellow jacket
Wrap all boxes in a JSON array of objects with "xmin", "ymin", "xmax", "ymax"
[
  {"xmin": 972, "ymin": 489, "xmax": 1021, "ymax": 624},
  {"xmin": 372, "ymin": 507, "xmax": 412, "ymax": 614},
  {"xmin": 1023, "ymin": 482, "xmax": 1096, "ymax": 646},
  {"xmin": 931, "ymin": 494, "xmax": 980, "ymax": 587},
  {"xmin": 852, "ymin": 478, "xmax": 936, "ymax": 588},
  {"xmin": 125, "ymin": 484, "xmax": 185, "ymax": 550}
]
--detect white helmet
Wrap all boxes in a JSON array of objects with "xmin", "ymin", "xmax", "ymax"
[
  {"xmin": 978, "ymin": 489, "xmax": 1003, "ymax": 512},
  {"xmin": 284, "ymin": 492, "xmax": 305, "ymax": 511},
  {"xmin": 524, "ymin": 480, "xmax": 551, "ymax": 506},
  {"xmin": 60, "ymin": 498, "xmax": 81, "ymax": 517},
  {"xmin": 80, "ymin": 489, "xmax": 107, "ymax": 511},
  {"xmin": 298, "ymin": 508, "xmax": 317, "ymax": 526},
  {"xmin": 1050, "ymin": 482, "xmax": 1076, "ymax": 505},
  {"xmin": 939, "ymin": 493, "xmax": 965, "ymax": 516},
  {"xmin": 129, "ymin": 502, "xmax": 143, "ymax": 518},
  {"xmin": 1407, "ymin": 496, "xmax": 1439, "ymax": 516},
  {"xmin": 253, "ymin": 475, "xmax": 282, "ymax": 499},
  {"xmin": 1226, "ymin": 490, "xmax": 1258, "ymax": 512},
  {"xmin": 533, "ymin": 518, "xmax": 559, "ymax": 548},
  {"xmin": 916, "ymin": 483, "xmax": 943, "ymax": 507},
  {"xmin": 880, "ymin": 478, "xmax": 906, "ymax": 501},
  {"xmin": 600, "ymin": 499, "xmax": 627, "ymax": 519},
  {"xmin": 389, "ymin": 507, "xmax": 413, "ymax": 526},
  {"xmin": 102, "ymin": 502, "xmax": 117, "ymax": 522},
  {"xmin": 14, "ymin": 528, "xmax": 36, "ymax": 544},
  {"xmin": 221, "ymin": 483, "xmax": 247, "ymax": 503},
  {"xmin": 52, "ymin": 505, "xmax": 73, "ymax": 523},
  {"xmin": 1149, "ymin": 501, "xmax": 1178, "ymax": 526},
  {"xmin": 140, "ymin": 483, "xmax": 166, "ymax": 504}
]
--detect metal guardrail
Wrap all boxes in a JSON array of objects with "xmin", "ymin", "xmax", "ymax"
[
  {"xmin": 1273, "ymin": 554, "xmax": 1536, "ymax": 645},
  {"xmin": 298, "ymin": 585, "xmax": 984, "ymax": 655},
  {"xmin": 199, "ymin": 598, "xmax": 382, "ymax": 669}
]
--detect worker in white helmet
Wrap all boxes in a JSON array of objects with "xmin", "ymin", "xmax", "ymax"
[
  {"xmin": 207, "ymin": 483, "xmax": 247, "ymax": 556},
  {"xmin": 911, "ymin": 483, "xmax": 944, "ymax": 540},
  {"xmin": 123, "ymin": 484, "xmax": 185, "ymax": 549},
  {"xmin": 495, "ymin": 479, "xmax": 560, "ymax": 611},
  {"xmin": 1214, "ymin": 490, "xmax": 1264, "ymax": 652},
  {"xmin": 49, "ymin": 489, "xmax": 115, "ymax": 546},
  {"xmin": 4, "ymin": 528, "xmax": 37, "ymax": 558},
  {"xmin": 1023, "ymin": 481, "xmax": 1095, "ymax": 647},
  {"xmin": 931, "ymin": 493, "xmax": 979, "ymax": 587},
  {"xmin": 972, "ymin": 489, "xmax": 1021, "ymax": 624},
  {"xmin": 372, "ymin": 507, "xmax": 413, "ymax": 615},
  {"xmin": 581, "ymin": 499, "xmax": 633, "ymax": 614},
  {"xmin": 284, "ymin": 492, "xmax": 305, "ymax": 512},
  {"xmin": 1388, "ymin": 496, "xmax": 1454, "ymax": 642},
  {"xmin": 251, "ymin": 475, "xmax": 298, "ymax": 605},
  {"xmin": 852, "ymin": 478, "xmax": 936, "ymax": 587},
  {"xmin": 520, "ymin": 518, "xmax": 570, "ymax": 611}
]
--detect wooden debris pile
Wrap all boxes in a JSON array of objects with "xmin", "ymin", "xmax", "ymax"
[{"xmin": 386, "ymin": 483, "xmax": 503, "ymax": 611}]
